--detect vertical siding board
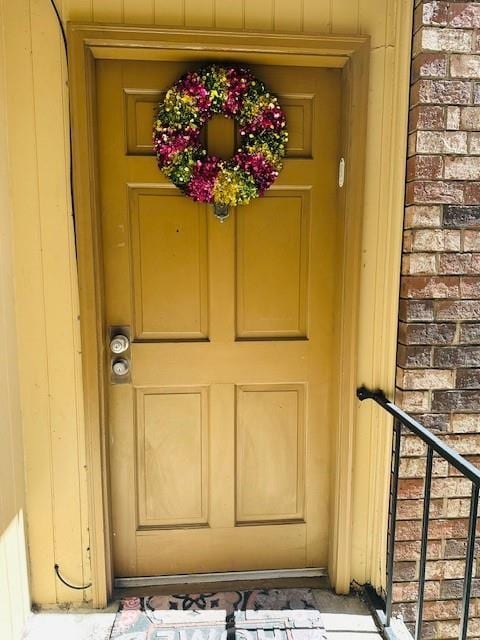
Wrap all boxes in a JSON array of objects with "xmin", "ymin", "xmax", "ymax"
[
  {"xmin": 185, "ymin": 0, "xmax": 214, "ymax": 27},
  {"xmin": 331, "ymin": 0, "xmax": 359, "ymax": 34},
  {"xmin": 29, "ymin": 0, "xmax": 86, "ymax": 603},
  {"xmin": 244, "ymin": 0, "xmax": 274, "ymax": 31},
  {"xmin": 214, "ymin": 0, "xmax": 244, "ymax": 29},
  {"xmin": 123, "ymin": 0, "xmax": 154, "ymax": 24},
  {"xmin": 154, "ymin": 0, "xmax": 185, "ymax": 25},
  {"xmin": 3, "ymin": 0, "xmax": 57, "ymax": 605},
  {"xmin": 92, "ymin": 0, "xmax": 123, "ymax": 22},
  {"xmin": 0, "ymin": 6, "xmax": 30, "ymax": 625},
  {"xmin": 66, "ymin": 0, "xmax": 93, "ymax": 21},
  {"xmin": 359, "ymin": 0, "xmax": 388, "ymax": 47},
  {"xmin": 302, "ymin": 0, "xmax": 331, "ymax": 34},
  {"xmin": 274, "ymin": 0, "xmax": 302, "ymax": 32}
]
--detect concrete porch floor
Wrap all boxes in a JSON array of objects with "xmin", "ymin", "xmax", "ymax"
[{"xmin": 21, "ymin": 580, "xmax": 384, "ymax": 640}]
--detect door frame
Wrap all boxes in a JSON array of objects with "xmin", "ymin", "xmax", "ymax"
[{"xmin": 67, "ymin": 23, "xmax": 409, "ymax": 607}]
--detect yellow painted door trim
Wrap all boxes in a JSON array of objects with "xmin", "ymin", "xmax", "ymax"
[{"xmin": 67, "ymin": 20, "xmax": 410, "ymax": 606}]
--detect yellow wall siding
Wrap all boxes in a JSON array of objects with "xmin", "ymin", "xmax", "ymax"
[
  {"xmin": 0, "ymin": 1, "xmax": 31, "ymax": 635},
  {"xmin": 1, "ymin": 0, "xmax": 408, "ymax": 605},
  {"xmin": 4, "ymin": 0, "xmax": 90, "ymax": 606}
]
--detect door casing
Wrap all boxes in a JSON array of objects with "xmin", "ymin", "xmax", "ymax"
[{"xmin": 67, "ymin": 23, "xmax": 406, "ymax": 607}]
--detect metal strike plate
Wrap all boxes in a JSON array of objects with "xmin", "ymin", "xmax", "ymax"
[{"xmin": 108, "ymin": 326, "xmax": 131, "ymax": 384}]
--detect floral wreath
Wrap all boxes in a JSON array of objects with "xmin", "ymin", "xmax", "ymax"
[{"xmin": 153, "ymin": 64, "xmax": 288, "ymax": 218}]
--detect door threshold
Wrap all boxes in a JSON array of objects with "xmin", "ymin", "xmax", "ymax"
[{"xmin": 114, "ymin": 567, "xmax": 327, "ymax": 589}]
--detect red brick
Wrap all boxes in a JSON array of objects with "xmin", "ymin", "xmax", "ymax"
[
  {"xmin": 406, "ymin": 155, "xmax": 443, "ymax": 180},
  {"xmin": 468, "ymin": 131, "xmax": 480, "ymax": 153},
  {"xmin": 413, "ymin": 79, "xmax": 472, "ymax": 105},
  {"xmin": 399, "ymin": 299, "xmax": 435, "ymax": 321},
  {"xmin": 461, "ymin": 276, "xmax": 480, "ymax": 297},
  {"xmin": 397, "ymin": 345, "xmax": 433, "ymax": 368},
  {"xmin": 409, "ymin": 105, "xmax": 445, "ymax": 132},
  {"xmin": 406, "ymin": 181, "xmax": 465, "ymax": 205},
  {"xmin": 460, "ymin": 106, "xmax": 480, "ymax": 130},
  {"xmin": 412, "ymin": 52, "xmax": 448, "ymax": 81},
  {"xmin": 433, "ymin": 346, "xmax": 480, "ymax": 366},
  {"xmin": 398, "ymin": 322, "xmax": 456, "ymax": 345},
  {"xmin": 415, "ymin": 2, "xmax": 448, "ymax": 29},
  {"xmin": 402, "ymin": 253, "xmax": 437, "ymax": 274},
  {"xmin": 446, "ymin": 105, "xmax": 461, "ymax": 130},
  {"xmin": 435, "ymin": 299, "xmax": 480, "ymax": 320},
  {"xmin": 445, "ymin": 155, "xmax": 480, "ymax": 179},
  {"xmin": 451, "ymin": 54, "xmax": 480, "ymax": 78},
  {"xmin": 400, "ymin": 434, "xmax": 428, "ymax": 457},
  {"xmin": 414, "ymin": 27, "xmax": 473, "ymax": 55},
  {"xmin": 444, "ymin": 432, "xmax": 480, "ymax": 453},
  {"xmin": 401, "ymin": 276, "xmax": 460, "ymax": 299},
  {"xmin": 416, "ymin": 130, "xmax": 467, "ymax": 153},
  {"xmin": 397, "ymin": 367, "xmax": 454, "ymax": 389},
  {"xmin": 393, "ymin": 580, "xmax": 440, "ymax": 602},
  {"xmin": 464, "ymin": 229, "xmax": 480, "ymax": 250},
  {"xmin": 399, "ymin": 456, "xmax": 447, "ymax": 478},
  {"xmin": 414, "ymin": 413, "xmax": 450, "ymax": 430},
  {"xmin": 459, "ymin": 323, "xmax": 480, "ymax": 343},
  {"xmin": 464, "ymin": 182, "xmax": 480, "ymax": 204},
  {"xmin": 412, "ymin": 229, "xmax": 461, "ymax": 251},
  {"xmin": 440, "ymin": 578, "xmax": 480, "ymax": 600},
  {"xmin": 451, "ymin": 413, "xmax": 480, "ymax": 431},
  {"xmin": 448, "ymin": 3, "xmax": 480, "ymax": 29},
  {"xmin": 432, "ymin": 389, "xmax": 480, "ymax": 410},
  {"xmin": 438, "ymin": 253, "xmax": 480, "ymax": 274}
]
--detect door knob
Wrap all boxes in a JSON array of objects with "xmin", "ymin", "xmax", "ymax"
[
  {"xmin": 112, "ymin": 358, "xmax": 129, "ymax": 376},
  {"xmin": 110, "ymin": 334, "xmax": 129, "ymax": 354}
]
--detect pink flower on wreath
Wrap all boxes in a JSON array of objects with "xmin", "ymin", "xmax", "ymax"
[
  {"xmin": 242, "ymin": 105, "xmax": 286, "ymax": 135},
  {"xmin": 153, "ymin": 127, "xmax": 199, "ymax": 166},
  {"xmin": 187, "ymin": 157, "xmax": 221, "ymax": 203},
  {"xmin": 181, "ymin": 71, "xmax": 212, "ymax": 114},
  {"xmin": 234, "ymin": 151, "xmax": 278, "ymax": 194},
  {"xmin": 224, "ymin": 67, "xmax": 252, "ymax": 116}
]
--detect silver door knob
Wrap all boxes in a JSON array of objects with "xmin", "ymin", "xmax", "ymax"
[
  {"xmin": 112, "ymin": 358, "xmax": 129, "ymax": 376},
  {"xmin": 110, "ymin": 334, "xmax": 129, "ymax": 354}
]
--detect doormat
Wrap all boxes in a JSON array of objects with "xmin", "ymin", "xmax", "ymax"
[{"xmin": 111, "ymin": 589, "xmax": 327, "ymax": 640}]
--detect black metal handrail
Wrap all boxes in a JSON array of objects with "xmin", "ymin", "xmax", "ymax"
[{"xmin": 357, "ymin": 386, "xmax": 480, "ymax": 640}]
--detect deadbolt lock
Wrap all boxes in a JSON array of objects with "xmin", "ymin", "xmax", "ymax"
[{"xmin": 112, "ymin": 358, "xmax": 129, "ymax": 376}]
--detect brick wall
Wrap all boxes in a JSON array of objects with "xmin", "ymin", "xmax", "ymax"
[{"xmin": 395, "ymin": 2, "xmax": 480, "ymax": 638}]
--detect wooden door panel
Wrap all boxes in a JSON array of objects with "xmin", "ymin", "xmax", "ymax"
[
  {"xmin": 236, "ymin": 189, "xmax": 310, "ymax": 339},
  {"xmin": 97, "ymin": 59, "xmax": 342, "ymax": 576},
  {"xmin": 125, "ymin": 90, "xmax": 164, "ymax": 155},
  {"xmin": 236, "ymin": 384, "xmax": 306, "ymax": 524},
  {"xmin": 278, "ymin": 94, "xmax": 314, "ymax": 158},
  {"xmin": 136, "ymin": 387, "xmax": 209, "ymax": 528},
  {"xmin": 131, "ymin": 341, "xmax": 310, "ymax": 385},
  {"xmin": 136, "ymin": 524, "xmax": 307, "ymax": 575},
  {"xmin": 129, "ymin": 187, "xmax": 209, "ymax": 340}
]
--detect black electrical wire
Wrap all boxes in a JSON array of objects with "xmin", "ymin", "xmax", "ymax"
[
  {"xmin": 48, "ymin": 0, "xmax": 67, "ymax": 55},
  {"xmin": 47, "ymin": 0, "xmax": 86, "ymax": 592},
  {"xmin": 54, "ymin": 564, "xmax": 92, "ymax": 591},
  {"xmin": 48, "ymin": 0, "xmax": 78, "ymax": 256}
]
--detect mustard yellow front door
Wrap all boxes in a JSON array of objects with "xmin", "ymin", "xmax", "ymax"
[{"xmin": 96, "ymin": 59, "xmax": 341, "ymax": 577}]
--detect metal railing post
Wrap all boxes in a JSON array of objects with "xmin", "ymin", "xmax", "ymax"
[
  {"xmin": 415, "ymin": 446, "xmax": 433, "ymax": 640},
  {"xmin": 386, "ymin": 418, "xmax": 402, "ymax": 627},
  {"xmin": 459, "ymin": 484, "xmax": 479, "ymax": 640},
  {"xmin": 357, "ymin": 386, "xmax": 480, "ymax": 639}
]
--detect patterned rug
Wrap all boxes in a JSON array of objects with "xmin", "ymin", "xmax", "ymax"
[{"xmin": 111, "ymin": 589, "xmax": 327, "ymax": 640}]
